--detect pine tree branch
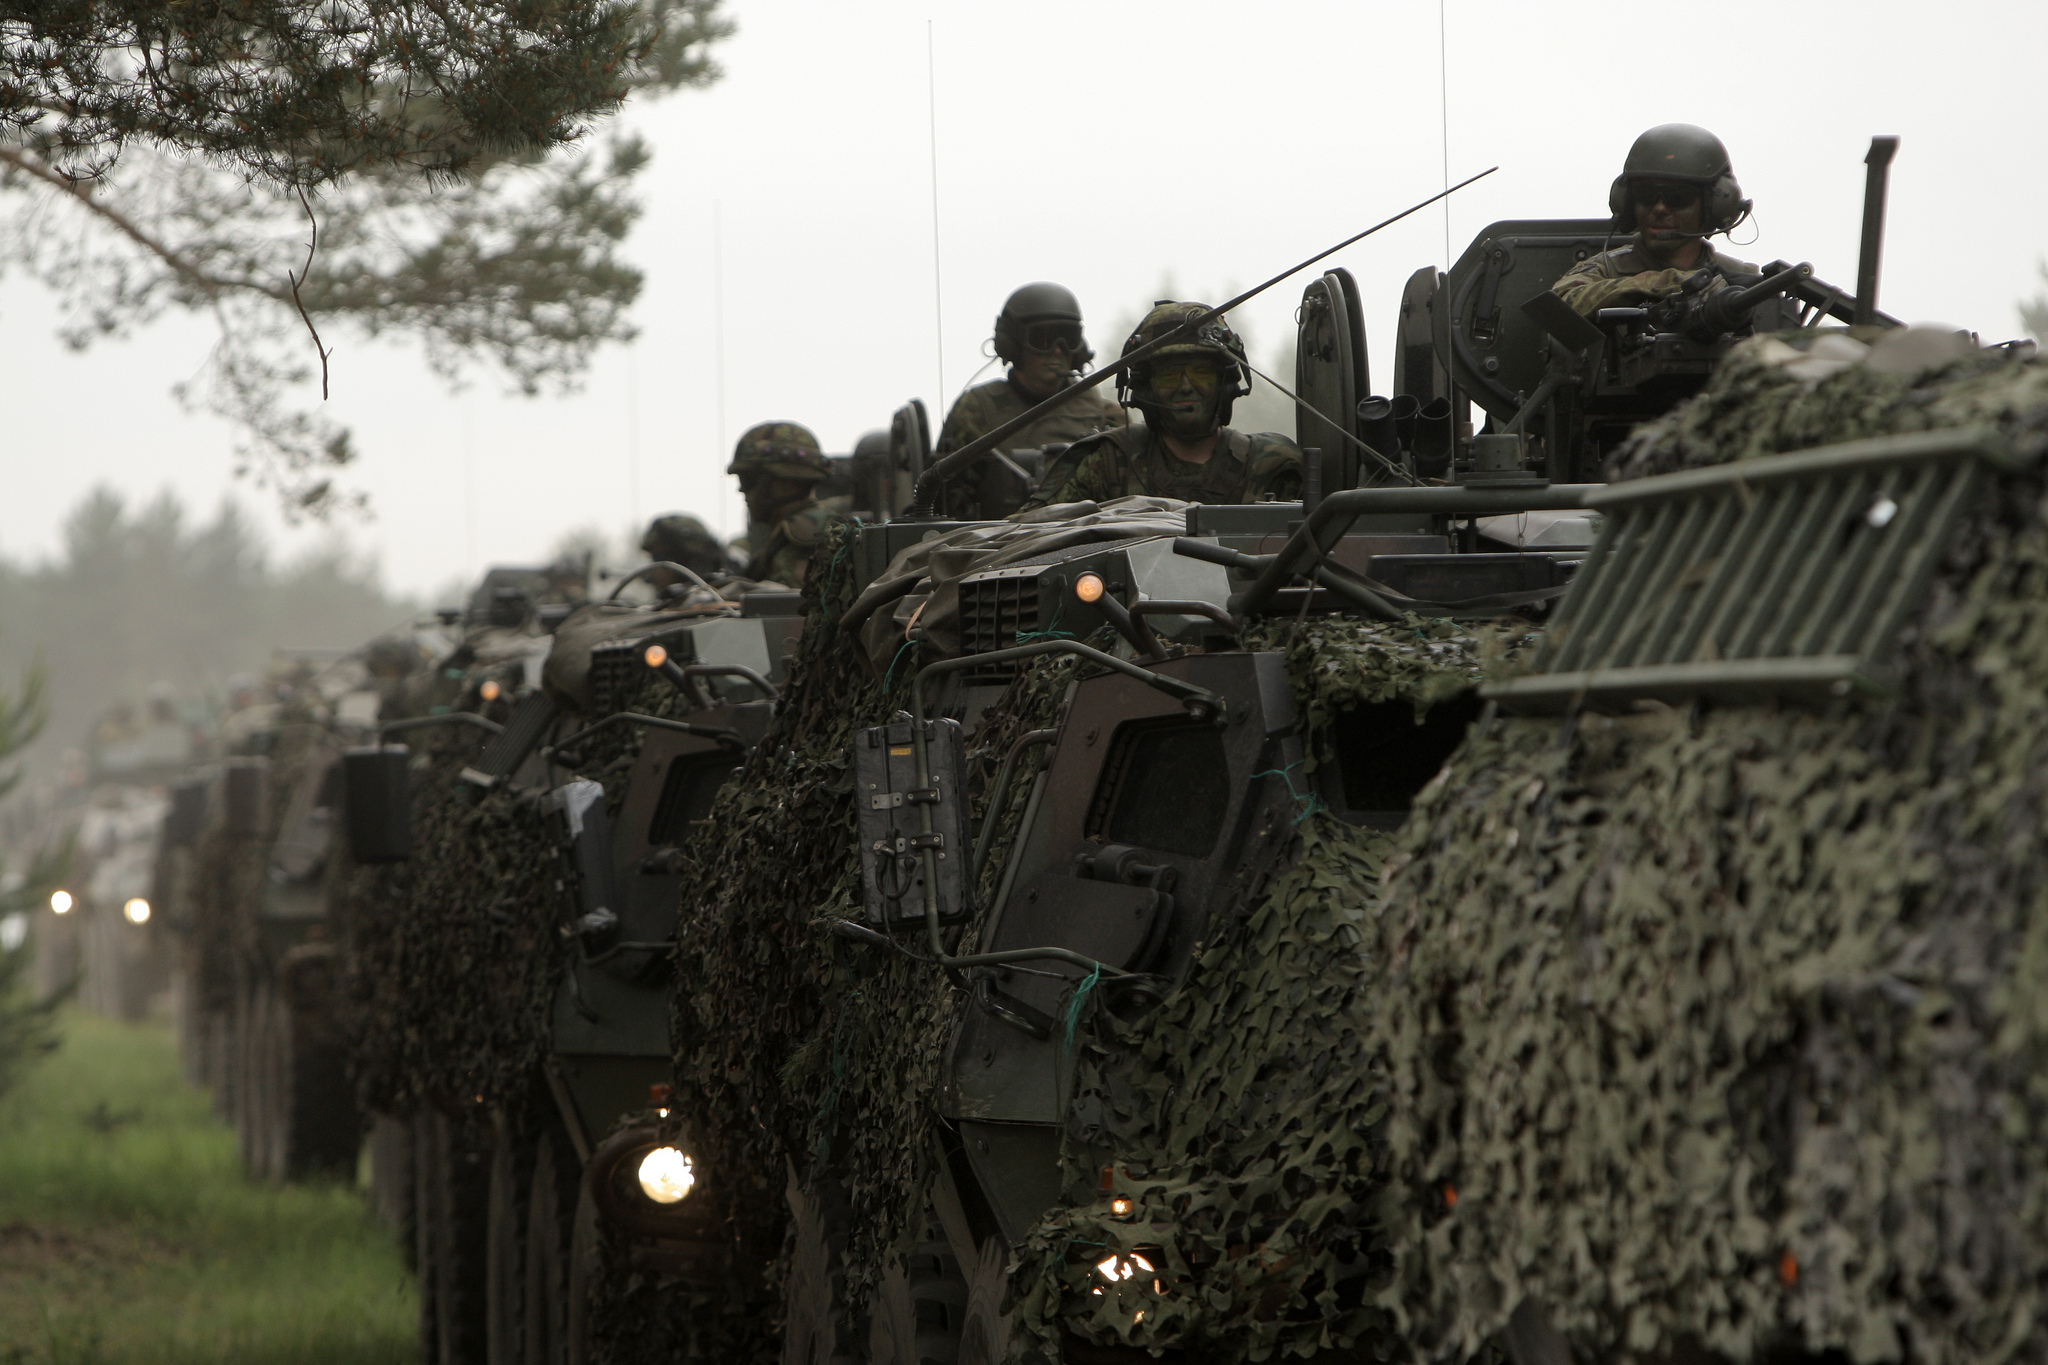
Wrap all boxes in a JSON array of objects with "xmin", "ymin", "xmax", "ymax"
[{"xmin": 0, "ymin": 145, "xmax": 281, "ymax": 303}]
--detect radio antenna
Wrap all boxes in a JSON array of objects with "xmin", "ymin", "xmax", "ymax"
[
  {"xmin": 713, "ymin": 199, "xmax": 728, "ymax": 538},
  {"xmin": 1439, "ymin": 0, "xmax": 1451, "ymax": 266},
  {"xmin": 927, "ymin": 20, "xmax": 946, "ymax": 405}
]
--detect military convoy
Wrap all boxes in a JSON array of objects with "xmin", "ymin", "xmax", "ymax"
[{"xmin": 85, "ymin": 123, "xmax": 2048, "ymax": 1365}]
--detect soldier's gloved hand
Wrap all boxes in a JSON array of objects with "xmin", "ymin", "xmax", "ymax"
[{"xmin": 1629, "ymin": 267, "xmax": 1693, "ymax": 299}]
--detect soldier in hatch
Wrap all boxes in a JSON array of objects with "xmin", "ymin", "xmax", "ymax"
[
  {"xmin": 639, "ymin": 512, "xmax": 740, "ymax": 590},
  {"xmin": 1021, "ymin": 301, "xmax": 1303, "ymax": 510},
  {"xmin": 937, "ymin": 282, "xmax": 1124, "ymax": 453},
  {"xmin": 1552, "ymin": 123, "xmax": 1758, "ymax": 317},
  {"xmin": 727, "ymin": 422, "xmax": 849, "ymax": 588}
]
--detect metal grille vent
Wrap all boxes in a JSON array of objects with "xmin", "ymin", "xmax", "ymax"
[
  {"xmin": 958, "ymin": 574, "xmax": 1042, "ymax": 658},
  {"xmin": 587, "ymin": 639, "xmax": 647, "ymax": 719},
  {"xmin": 1484, "ymin": 426, "xmax": 2019, "ymax": 712}
]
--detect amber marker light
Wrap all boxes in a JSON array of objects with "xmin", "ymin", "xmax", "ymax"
[
  {"xmin": 643, "ymin": 643, "xmax": 669, "ymax": 668},
  {"xmin": 49, "ymin": 890, "xmax": 73, "ymax": 915},
  {"xmin": 123, "ymin": 898, "xmax": 151, "ymax": 925},
  {"xmin": 480, "ymin": 679, "xmax": 501, "ymax": 702},
  {"xmin": 1110, "ymin": 1197, "xmax": 1134, "ymax": 1218},
  {"xmin": 1074, "ymin": 573, "xmax": 1106, "ymax": 604}
]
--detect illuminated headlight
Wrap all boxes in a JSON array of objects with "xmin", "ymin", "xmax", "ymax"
[
  {"xmin": 123, "ymin": 898, "xmax": 151, "ymax": 925},
  {"xmin": 1094, "ymin": 1251, "xmax": 1154, "ymax": 1283},
  {"xmin": 636, "ymin": 1147, "xmax": 695, "ymax": 1204},
  {"xmin": 49, "ymin": 890, "xmax": 73, "ymax": 915}
]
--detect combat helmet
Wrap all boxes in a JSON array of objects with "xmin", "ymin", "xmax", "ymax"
[
  {"xmin": 1608, "ymin": 123, "xmax": 1751, "ymax": 235},
  {"xmin": 993, "ymin": 282, "xmax": 1095, "ymax": 367},
  {"xmin": 640, "ymin": 513, "xmax": 735, "ymax": 579},
  {"xmin": 1116, "ymin": 300, "xmax": 1251, "ymax": 425},
  {"xmin": 727, "ymin": 421, "xmax": 829, "ymax": 483}
]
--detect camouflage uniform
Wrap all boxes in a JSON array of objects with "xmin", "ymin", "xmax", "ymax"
[
  {"xmin": 727, "ymin": 420, "xmax": 849, "ymax": 588},
  {"xmin": 1552, "ymin": 238, "xmax": 1758, "ymax": 316},
  {"xmin": 936, "ymin": 376, "xmax": 1124, "ymax": 455},
  {"xmin": 1022, "ymin": 424, "xmax": 1303, "ymax": 510},
  {"xmin": 748, "ymin": 495, "xmax": 852, "ymax": 588}
]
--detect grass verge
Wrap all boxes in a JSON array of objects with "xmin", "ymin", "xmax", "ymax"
[{"xmin": 0, "ymin": 1011, "xmax": 417, "ymax": 1364}]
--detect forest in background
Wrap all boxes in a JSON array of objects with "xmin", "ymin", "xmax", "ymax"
[{"xmin": 0, "ymin": 489, "xmax": 422, "ymax": 789}]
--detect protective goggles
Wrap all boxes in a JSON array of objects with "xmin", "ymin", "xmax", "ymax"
[
  {"xmin": 1631, "ymin": 179, "xmax": 1702, "ymax": 210},
  {"xmin": 1019, "ymin": 319, "xmax": 1084, "ymax": 354},
  {"xmin": 1147, "ymin": 360, "xmax": 1219, "ymax": 394}
]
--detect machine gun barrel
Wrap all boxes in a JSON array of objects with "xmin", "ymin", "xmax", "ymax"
[
  {"xmin": 904, "ymin": 167, "xmax": 1498, "ymax": 514},
  {"xmin": 1723, "ymin": 261, "xmax": 1814, "ymax": 315}
]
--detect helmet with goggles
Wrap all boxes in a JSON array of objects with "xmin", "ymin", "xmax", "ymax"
[
  {"xmin": 1607, "ymin": 123, "xmax": 1751, "ymax": 236},
  {"xmin": 727, "ymin": 421, "xmax": 828, "ymax": 484},
  {"xmin": 993, "ymin": 282, "xmax": 1095, "ymax": 367},
  {"xmin": 1116, "ymin": 300, "xmax": 1252, "ymax": 426}
]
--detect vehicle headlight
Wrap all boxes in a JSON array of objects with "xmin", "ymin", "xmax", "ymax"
[
  {"xmin": 636, "ymin": 1146, "xmax": 695, "ymax": 1204},
  {"xmin": 49, "ymin": 890, "xmax": 73, "ymax": 915},
  {"xmin": 123, "ymin": 898, "xmax": 151, "ymax": 925}
]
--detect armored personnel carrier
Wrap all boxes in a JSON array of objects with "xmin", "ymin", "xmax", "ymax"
[{"xmin": 631, "ymin": 139, "xmax": 2043, "ymax": 1365}]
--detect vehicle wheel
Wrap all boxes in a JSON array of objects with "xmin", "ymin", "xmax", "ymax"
[
  {"xmin": 781, "ymin": 1175, "xmax": 860, "ymax": 1365},
  {"xmin": 417, "ymin": 1107, "xmax": 494, "ymax": 1365},
  {"xmin": 278, "ymin": 951, "xmax": 360, "ymax": 1181},
  {"xmin": 369, "ymin": 1113, "xmax": 419, "ymax": 1256},
  {"xmin": 523, "ymin": 1124, "xmax": 580, "ymax": 1365},
  {"xmin": 869, "ymin": 1233, "xmax": 968, "ymax": 1365},
  {"xmin": 565, "ymin": 1173, "xmax": 602, "ymax": 1365},
  {"xmin": 486, "ymin": 1110, "xmax": 542, "ymax": 1365},
  {"xmin": 957, "ymin": 1236, "xmax": 1024, "ymax": 1365},
  {"xmin": 236, "ymin": 979, "xmax": 282, "ymax": 1181}
]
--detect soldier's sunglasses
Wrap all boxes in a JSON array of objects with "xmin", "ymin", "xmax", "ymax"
[
  {"xmin": 1632, "ymin": 180, "xmax": 1702, "ymax": 210},
  {"xmin": 1020, "ymin": 320, "xmax": 1083, "ymax": 354},
  {"xmin": 1148, "ymin": 361, "xmax": 1219, "ymax": 394}
]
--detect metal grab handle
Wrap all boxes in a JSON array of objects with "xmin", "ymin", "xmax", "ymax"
[
  {"xmin": 607, "ymin": 560, "xmax": 716, "ymax": 600},
  {"xmin": 1130, "ymin": 599, "xmax": 1238, "ymax": 633},
  {"xmin": 972, "ymin": 728, "xmax": 1058, "ymax": 883},
  {"xmin": 543, "ymin": 711, "xmax": 745, "ymax": 767},
  {"xmin": 1231, "ymin": 484, "xmax": 1601, "ymax": 618},
  {"xmin": 377, "ymin": 712, "xmax": 504, "ymax": 740},
  {"xmin": 670, "ymin": 663, "xmax": 779, "ymax": 709}
]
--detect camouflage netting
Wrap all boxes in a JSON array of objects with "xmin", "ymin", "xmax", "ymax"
[
  {"xmin": 333, "ymin": 706, "xmax": 565, "ymax": 1115},
  {"xmin": 1368, "ymin": 342, "xmax": 2048, "ymax": 1363},
  {"xmin": 1005, "ymin": 617, "xmax": 1522, "ymax": 1364},
  {"xmin": 669, "ymin": 521, "xmax": 1107, "ymax": 1323}
]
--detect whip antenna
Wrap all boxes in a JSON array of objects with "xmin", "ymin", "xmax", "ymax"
[{"xmin": 907, "ymin": 167, "xmax": 1499, "ymax": 512}]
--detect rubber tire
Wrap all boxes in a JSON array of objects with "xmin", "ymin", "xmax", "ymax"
[
  {"xmin": 523, "ymin": 1125, "xmax": 580, "ymax": 1365},
  {"xmin": 956, "ymin": 1236, "xmax": 1022, "ymax": 1365},
  {"xmin": 781, "ymin": 1177, "xmax": 861, "ymax": 1365},
  {"xmin": 868, "ymin": 1236, "xmax": 969, "ymax": 1365},
  {"xmin": 486, "ymin": 1111, "xmax": 542, "ymax": 1365},
  {"xmin": 417, "ymin": 1107, "xmax": 495, "ymax": 1365},
  {"xmin": 277, "ymin": 990, "xmax": 360, "ymax": 1182}
]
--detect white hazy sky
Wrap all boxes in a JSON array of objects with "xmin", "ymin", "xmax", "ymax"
[{"xmin": 2, "ymin": 0, "xmax": 2039, "ymax": 599}]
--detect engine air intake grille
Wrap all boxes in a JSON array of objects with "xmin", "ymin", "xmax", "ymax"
[
  {"xmin": 1483, "ymin": 426, "xmax": 2018, "ymax": 712},
  {"xmin": 588, "ymin": 639, "xmax": 649, "ymax": 719},
  {"xmin": 958, "ymin": 574, "xmax": 1042, "ymax": 658}
]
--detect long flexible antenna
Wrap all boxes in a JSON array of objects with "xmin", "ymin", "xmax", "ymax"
[
  {"xmin": 926, "ymin": 20, "xmax": 946, "ymax": 405},
  {"xmin": 713, "ymin": 199, "xmax": 727, "ymax": 539},
  {"xmin": 909, "ymin": 168, "xmax": 1497, "ymax": 510},
  {"xmin": 1439, "ymin": 0, "xmax": 1451, "ymax": 267}
]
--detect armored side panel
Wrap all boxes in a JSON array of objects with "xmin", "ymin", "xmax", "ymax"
[
  {"xmin": 459, "ymin": 690, "xmax": 559, "ymax": 789},
  {"xmin": 163, "ymin": 778, "xmax": 208, "ymax": 849},
  {"xmin": 942, "ymin": 652, "xmax": 1301, "ymax": 1241},
  {"xmin": 223, "ymin": 756, "xmax": 270, "ymax": 839},
  {"xmin": 341, "ymin": 746, "xmax": 413, "ymax": 864},
  {"xmin": 855, "ymin": 717, "xmax": 970, "ymax": 931},
  {"xmin": 1295, "ymin": 269, "xmax": 1371, "ymax": 489}
]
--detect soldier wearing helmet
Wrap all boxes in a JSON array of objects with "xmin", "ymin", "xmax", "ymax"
[
  {"xmin": 726, "ymin": 422, "xmax": 849, "ymax": 588},
  {"xmin": 1553, "ymin": 123, "xmax": 1758, "ymax": 317},
  {"xmin": 638, "ymin": 512, "xmax": 741, "ymax": 591},
  {"xmin": 1021, "ymin": 301, "xmax": 1303, "ymax": 511},
  {"xmin": 937, "ymin": 283, "xmax": 1125, "ymax": 457}
]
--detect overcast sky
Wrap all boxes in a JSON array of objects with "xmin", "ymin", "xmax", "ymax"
[{"xmin": 1, "ymin": 0, "xmax": 2039, "ymax": 599}]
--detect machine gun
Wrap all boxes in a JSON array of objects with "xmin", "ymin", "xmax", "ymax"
[{"xmin": 1610, "ymin": 259, "xmax": 1816, "ymax": 341}]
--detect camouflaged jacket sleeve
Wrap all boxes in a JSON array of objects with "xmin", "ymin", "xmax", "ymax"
[
  {"xmin": 1553, "ymin": 262, "xmax": 1694, "ymax": 316},
  {"xmin": 1019, "ymin": 430, "xmax": 1128, "ymax": 511}
]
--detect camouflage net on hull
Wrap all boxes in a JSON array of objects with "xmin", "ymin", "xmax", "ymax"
[
  {"xmin": 1006, "ymin": 617, "xmax": 1516, "ymax": 1364},
  {"xmin": 668, "ymin": 522, "xmax": 1103, "ymax": 1326},
  {"xmin": 334, "ymin": 715, "xmax": 564, "ymax": 1116},
  {"xmin": 1369, "ymin": 344, "xmax": 2048, "ymax": 1364}
]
